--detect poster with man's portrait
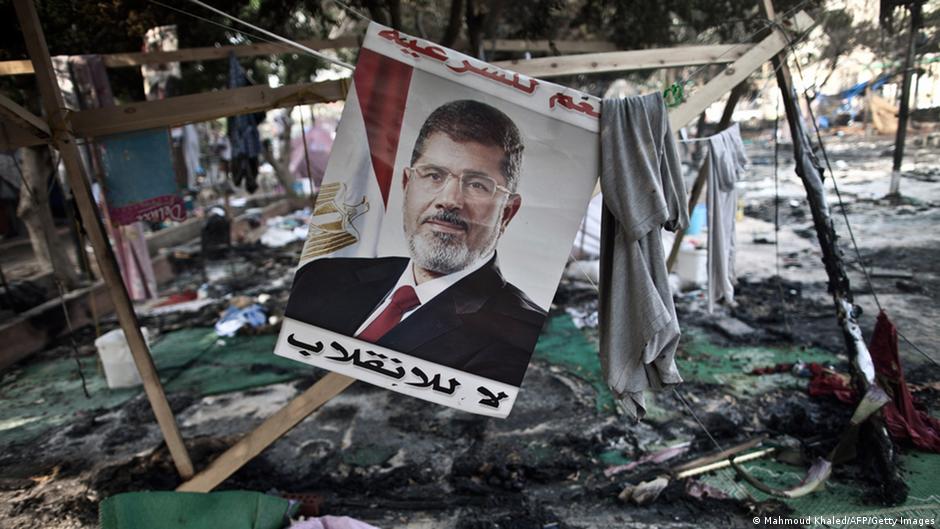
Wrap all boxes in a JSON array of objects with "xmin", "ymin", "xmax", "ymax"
[{"xmin": 274, "ymin": 23, "xmax": 600, "ymax": 417}]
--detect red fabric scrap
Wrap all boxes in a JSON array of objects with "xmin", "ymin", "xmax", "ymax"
[
  {"xmin": 750, "ymin": 363, "xmax": 793, "ymax": 375},
  {"xmin": 154, "ymin": 290, "xmax": 198, "ymax": 307},
  {"xmin": 870, "ymin": 310, "xmax": 940, "ymax": 452},
  {"xmin": 807, "ymin": 363, "xmax": 857, "ymax": 404}
]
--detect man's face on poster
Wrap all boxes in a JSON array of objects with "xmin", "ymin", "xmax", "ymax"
[{"xmin": 402, "ymin": 132, "xmax": 521, "ymax": 276}]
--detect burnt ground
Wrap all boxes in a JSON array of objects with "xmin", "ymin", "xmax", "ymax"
[{"xmin": 1, "ymin": 134, "xmax": 939, "ymax": 528}]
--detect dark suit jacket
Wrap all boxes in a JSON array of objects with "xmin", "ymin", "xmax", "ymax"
[{"xmin": 284, "ymin": 255, "xmax": 547, "ymax": 386}]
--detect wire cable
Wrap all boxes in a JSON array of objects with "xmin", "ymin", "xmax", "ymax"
[
  {"xmin": 565, "ymin": 250, "xmax": 730, "ymax": 451},
  {"xmin": 148, "ymin": 0, "xmax": 279, "ymax": 47},
  {"xmin": 331, "ymin": 0, "xmax": 371, "ymax": 23},
  {"xmin": 673, "ymin": 387, "xmax": 726, "ymax": 452},
  {"xmin": 674, "ymin": 0, "xmax": 815, "ymax": 89},
  {"xmin": 772, "ymin": 95, "xmax": 793, "ymax": 336},
  {"xmin": 185, "ymin": 0, "xmax": 354, "ymax": 70}
]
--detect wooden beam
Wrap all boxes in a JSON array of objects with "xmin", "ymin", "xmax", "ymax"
[
  {"xmin": 591, "ymin": 12, "xmax": 811, "ymax": 198},
  {"xmin": 0, "ymin": 37, "xmax": 622, "ymax": 77},
  {"xmin": 102, "ymin": 36, "xmax": 359, "ymax": 68},
  {"xmin": 668, "ymin": 11, "xmax": 814, "ymax": 130},
  {"xmin": 177, "ymin": 372, "xmax": 356, "ymax": 493},
  {"xmin": 0, "ymin": 36, "xmax": 360, "ymax": 76},
  {"xmin": 495, "ymin": 44, "xmax": 748, "ymax": 78},
  {"xmin": 13, "ymin": 0, "xmax": 194, "ymax": 480},
  {"xmin": 0, "ymin": 60, "xmax": 33, "ymax": 76},
  {"xmin": 665, "ymin": 160, "xmax": 710, "ymax": 270},
  {"xmin": 0, "ymin": 118, "xmax": 48, "ymax": 149},
  {"xmin": 0, "ymin": 93, "xmax": 50, "ymax": 137},
  {"xmin": 70, "ymin": 79, "xmax": 347, "ymax": 138},
  {"xmin": 0, "ymin": 93, "xmax": 51, "ymax": 148},
  {"xmin": 0, "ymin": 281, "xmax": 112, "ymax": 372},
  {"xmin": 489, "ymin": 39, "xmax": 617, "ymax": 54}
]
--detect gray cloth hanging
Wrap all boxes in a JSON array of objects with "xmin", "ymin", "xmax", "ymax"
[
  {"xmin": 706, "ymin": 123, "xmax": 748, "ymax": 313},
  {"xmin": 599, "ymin": 92, "xmax": 689, "ymax": 420}
]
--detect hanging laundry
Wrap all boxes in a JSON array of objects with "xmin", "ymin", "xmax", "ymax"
[
  {"xmin": 98, "ymin": 129, "xmax": 186, "ymax": 226},
  {"xmin": 599, "ymin": 92, "xmax": 689, "ymax": 420},
  {"xmin": 705, "ymin": 123, "xmax": 748, "ymax": 313},
  {"xmin": 66, "ymin": 55, "xmax": 165, "ymax": 300},
  {"xmin": 182, "ymin": 124, "xmax": 202, "ymax": 191},
  {"xmin": 226, "ymin": 52, "xmax": 265, "ymax": 194}
]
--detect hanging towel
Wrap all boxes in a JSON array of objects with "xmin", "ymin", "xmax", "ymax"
[
  {"xmin": 599, "ymin": 92, "xmax": 689, "ymax": 419},
  {"xmin": 705, "ymin": 123, "xmax": 748, "ymax": 312}
]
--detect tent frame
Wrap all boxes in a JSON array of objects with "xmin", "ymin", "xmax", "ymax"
[{"xmin": 7, "ymin": 0, "xmax": 825, "ymax": 493}]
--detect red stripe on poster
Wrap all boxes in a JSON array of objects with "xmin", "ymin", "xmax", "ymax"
[{"xmin": 354, "ymin": 48, "xmax": 414, "ymax": 208}]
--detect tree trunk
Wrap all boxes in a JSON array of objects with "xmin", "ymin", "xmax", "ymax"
[
  {"xmin": 271, "ymin": 108, "xmax": 297, "ymax": 198},
  {"xmin": 363, "ymin": 0, "xmax": 390, "ymax": 26},
  {"xmin": 277, "ymin": 108, "xmax": 293, "ymax": 176},
  {"xmin": 387, "ymin": 0, "xmax": 402, "ymax": 30},
  {"xmin": 442, "ymin": 0, "xmax": 464, "ymax": 47},
  {"xmin": 465, "ymin": 0, "xmax": 486, "ymax": 58},
  {"xmin": 464, "ymin": 0, "xmax": 506, "ymax": 59},
  {"xmin": 17, "ymin": 146, "xmax": 79, "ymax": 289}
]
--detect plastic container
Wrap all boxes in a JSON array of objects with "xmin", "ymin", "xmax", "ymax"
[
  {"xmin": 686, "ymin": 204, "xmax": 707, "ymax": 235},
  {"xmin": 95, "ymin": 327, "xmax": 151, "ymax": 389},
  {"xmin": 675, "ymin": 246, "xmax": 708, "ymax": 289}
]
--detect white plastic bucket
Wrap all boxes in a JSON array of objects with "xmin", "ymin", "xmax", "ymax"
[
  {"xmin": 94, "ymin": 327, "xmax": 151, "ymax": 389},
  {"xmin": 675, "ymin": 247, "xmax": 708, "ymax": 289}
]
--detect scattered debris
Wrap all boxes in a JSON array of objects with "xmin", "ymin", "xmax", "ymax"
[
  {"xmin": 215, "ymin": 303, "xmax": 268, "ymax": 337},
  {"xmin": 619, "ymin": 475, "xmax": 670, "ymax": 505}
]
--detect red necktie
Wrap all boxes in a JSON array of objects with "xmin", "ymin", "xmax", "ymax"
[{"xmin": 356, "ymin": 286, "xmax": 421, "ymax": 343}]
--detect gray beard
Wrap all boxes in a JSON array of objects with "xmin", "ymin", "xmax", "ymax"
[{"xmin": 408, "ymin": 228, "xmax": 498, "ymax": 275}]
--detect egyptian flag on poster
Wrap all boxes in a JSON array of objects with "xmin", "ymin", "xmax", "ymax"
[
  {"xmin": 297, "ymin": 46, "xmax": 413, "ymax": 263},
  {"xmin": 298, "ymin": 24, "xmax": 600, "ymax": 265}
]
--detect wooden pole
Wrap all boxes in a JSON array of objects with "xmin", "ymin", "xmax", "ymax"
[
  {"xmin": 13, "ymin": 0, "xmax": 194, "ymax": 479},
  {"xmin": 667, "ymin": 11, "xmax": 813, "ymax": 131},
  {"xmin": 760, "ymin": 0, "xmax": 906, "ymax": 504},
  {"xmin": 177, "ymin": 372, "xmax": 355, "ymax": 492},
  {"xmin": 666, "ymin": 161, "xmax": 709, "ymax": 271},
  {"xmin": 889, "ymin": 1, "xmax": 922, "ymax": 196}
]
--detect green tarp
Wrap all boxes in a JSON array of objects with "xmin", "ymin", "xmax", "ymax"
[{"xmin": 99, "ymin": 491, "xmax": 295, "ymax": 529}]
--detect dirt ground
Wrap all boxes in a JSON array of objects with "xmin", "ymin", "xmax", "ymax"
[{"xmin": 0, "ymin": 131, "xmax": 938, "ymax": 528}]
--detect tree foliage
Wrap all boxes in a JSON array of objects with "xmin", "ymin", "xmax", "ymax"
[{"xmin": 4, "ymin": 0, "xmax": 930, "ymax": 104}]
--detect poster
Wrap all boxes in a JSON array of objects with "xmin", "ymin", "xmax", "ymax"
[
  {"xmin": 99, "ymin": 129, "xmax": 186, "ymax": 226},
  {"xmin": 274, "ymin": 23, "xmax": 600, "ymax": 418}
]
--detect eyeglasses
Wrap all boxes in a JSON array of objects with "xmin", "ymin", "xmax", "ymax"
[{"xmin": 406, "ymin": 164, "xmax": 513, "ymax": 201}]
